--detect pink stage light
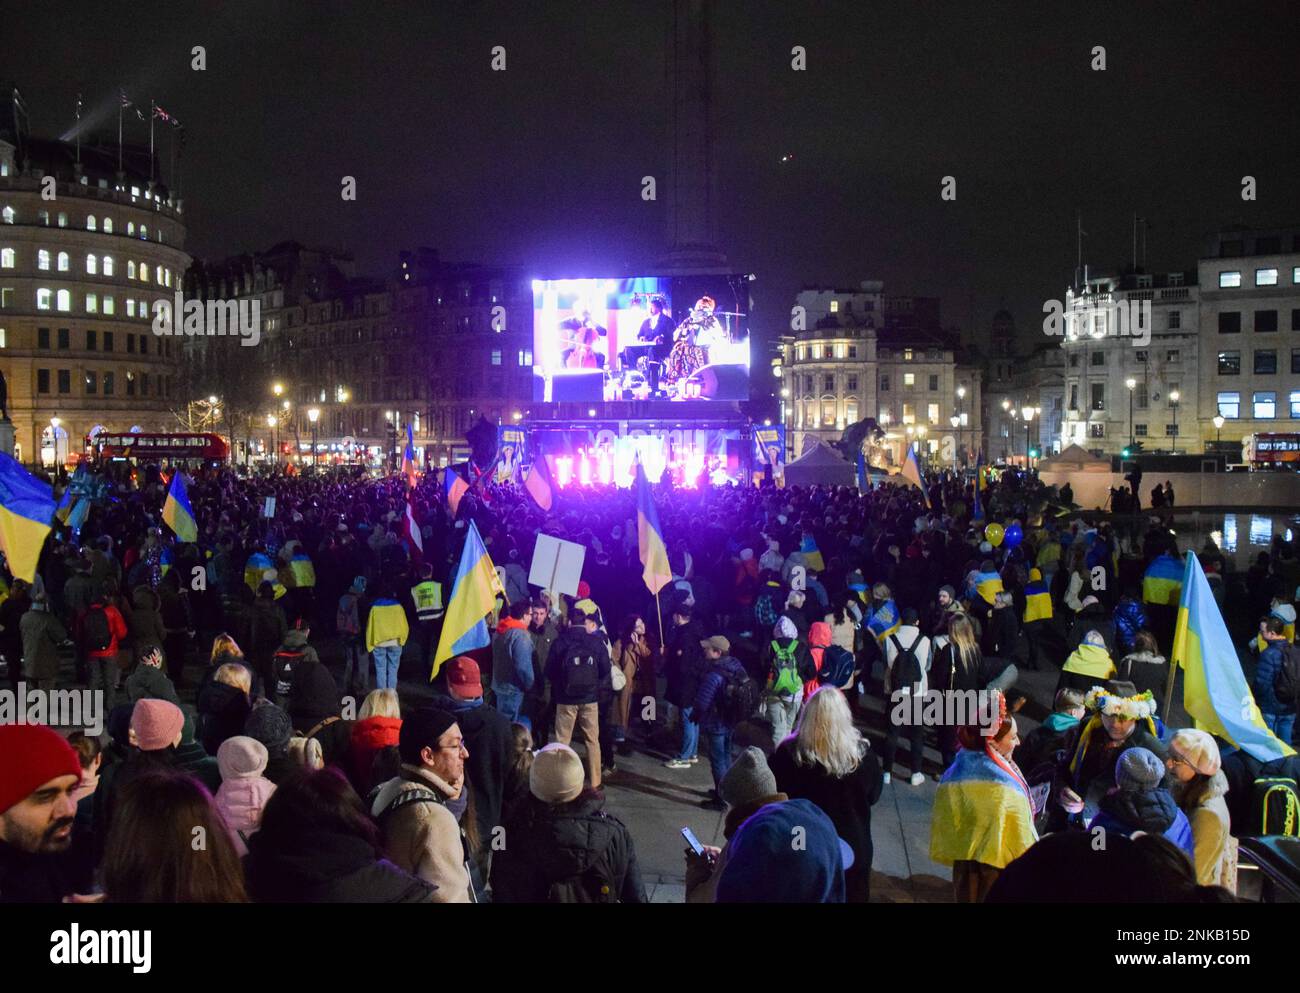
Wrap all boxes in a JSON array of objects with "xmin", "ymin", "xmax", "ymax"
[
  {"xmin": 578, "ymin": 451, "xmax": 592, "ymax": 487},
  {"xmin": 555, "ymin": 456, "xmax": 573, "ymax": 488},
  {"xmin": 597, "ymin": 449, "xmax": 613, "ymax": 485}
]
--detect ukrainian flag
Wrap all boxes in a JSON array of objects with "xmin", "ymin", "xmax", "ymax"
[
  {"xmin": 402, "ymin": 423, "xmax": 418, "ymax": 489},
  {"xmin": 523, "ymin": 454, "xmax": 554, "ymax": 511},
  {"xmin": 930, "ymin": 747, "xmax": 1037, "ymax": 869},
  {"xmin": 866, "ymin": 598, "xmax": 901, "ymax": 644},
  {"xmin": 285, "ymin": 553, "xmax": 316, "ymax": 588},
  {"xmin": 1023, "ymin": 572, "xmax": 1053, "ymax": 623},
  {"xmin": 433, "ymin": 520, "xmax": 503, "ymax": 678},
  {"xmin": 244, "ymin": 551, "xmax": 275, "ymax": 592},
  {"xmin": 974, "ymin": 569, "xmax": 1004, "ymax": 605},
  {"xmin": 900, "ymin": 443, "xmax": 928, "ymax": 505},
  {"xmin": 799, "ymin": 532, "xmax": 825, "ymax": 573},
  {"xmin": 635, "ymin": 462, "xmax": 672, "ymax": 595},
  {"xmin": 0, "ymin": 454, "xmax": 54, "ymax": 583},
  {"xmin": 66, "ymin": 496, "xmax": 89, "ymax": 534},
  {"xmin": 162, "ymin": 472, "xmax": 198, "ymax": 543},
  {"xmin": 1142, "ymin": 553, "xmax": 1183, "ymax": 606},
  {"xmin": 444, "ymin": 466, "xmax": 469, "ymax": 518},
  {"xmin": 1172, "ymin": 552, "xmax": 1295, "ymax": 762}
]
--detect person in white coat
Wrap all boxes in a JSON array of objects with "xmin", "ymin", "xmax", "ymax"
[{"xmin": 882, "ymin": 607, "xmax": 932, "ymax": 786}]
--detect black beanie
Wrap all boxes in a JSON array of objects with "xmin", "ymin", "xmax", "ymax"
[{"xmin": 398, "ymin": 707, "xmax": 458, "ymax": 764}]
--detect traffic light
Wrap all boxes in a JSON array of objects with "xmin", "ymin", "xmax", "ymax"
[
  {"xmin": 1028, "ymin": 447, "xmax": 1040, "ymax": 459},
  {"xmin": 1121, "ymin": 447, "xmax": 1131, "ymax": 458}
]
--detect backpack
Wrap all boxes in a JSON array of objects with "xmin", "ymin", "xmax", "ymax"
[
  {"xmin": 561, "ymin": 644, "xmax": 599, "ymax": 699},
  {"xmin": 1273, "ymin": 644, "xmax": 1300, "ymax": 708},
  {"xmin": 1252, "ymin": 776, "xmax": 1300, "ymax": 836},
  {"xmin": 819, "ymin": 644, "xmax": 855, "ymax": 689},
  {"xmin": 754, "ymin": 591, "xmax": 778, "ymax": 629},
  {"xmin": 83, "ymin": 605, "xmax": 112, "ymax": 652},
  {"xmin": 272, "ymin": 648, "xmax": 305, "ymax": 701},
  {"xmin": 717, "ymin": 666, "xmax": 761, "ymax": 727},
  {"xmin": 888, "ymin": 632, "xmax": 924, "ymax": 691},
  {"xmin": 770, "ymin": 640, "xmax": 803, "ymax": 697}
]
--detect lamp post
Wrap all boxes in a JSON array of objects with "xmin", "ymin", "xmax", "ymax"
[
  {"xmin": 1022, "ymin": 405, "xmax": 1036, "ymax": 466},
  {"xmin": 1169, "ymin": 390, "xmax": 1180, "ymax": 455},
  {"xmin": 1213, "ymin": 413, "xmax": 1225, "ymax": 450},
  {"xmin": 1125, "ymin": 377, "xmax": 1137, "ymax": 449},
  {"xmin": 50, "ymin": 415, "xmax": 61, "ymax": 469},
  {"xmin": 1001, "ymin": 398, "xmax": 1011, "ymax": 461},
  {"xmin": 956, "ymin": 385, "xmax": 966, "ymax": 465},
  {"xmin": 267, "ymin": 415, "xmax": 278, "ymax": 466},
  {"xmin": 307, "ymin": 407, "xmax": 320, "ymax": 470}
]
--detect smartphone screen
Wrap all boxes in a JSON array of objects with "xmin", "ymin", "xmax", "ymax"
[{"xmin": 681, "ymin": 826, "xmax": 705, "ymax": 856}]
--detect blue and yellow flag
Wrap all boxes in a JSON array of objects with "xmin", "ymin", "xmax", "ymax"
[
  {"xmin": 930, "ymin": 747, "xmax": 1037, "ymax": 869},
  {"xmin": 523, "ymin": 454, "xmax": 554, "ymax": 511},
  {"xmin": 401, "ymin": 424, "xmax": 418, "ymax": 489},
  {"xmin": 244, "ymin": 551, "xmax": 275, "ymax": 592},
  {"xmin": 1172, "ymin": 552, "xmax": 1295, "ymax": 763},
  {"xmin": 635, "ymin": 462, "xmax": 672, "ymax": 595},
  {"xmin": 973, "ymin": 569, "xmax": 1004, "ymax": 605},
  {"xmin": 443, "ymin": 466, "xmax": 469, "ymax": 518},
  {"xmin": 1142, "ymin": 552, "xmax": 1183, "ymax": 606},
  {"xmin": 0, "ymin": 454, "xmax": 54, "ymax": 583},
  {"xmin": 433, "ymin": 520, "xmax": 504, "ymax": 678},
  {"xmin": 901, "ymin": 443, "xmax": 928, "ymax": 506},
  {"xmin": 1023, "ymin": 571, "xmax": 1053, "ymax": 623},
  {"xmin": 162, "ymin": 471, "xmax": 198, "ymax": 543},
  {"xmin": 799, "ymin": 532, "xmax": 825, "ymax": 573},
  {"xmin": 866, "ymin": 598, "xmax": 901, "ymax": 644}
]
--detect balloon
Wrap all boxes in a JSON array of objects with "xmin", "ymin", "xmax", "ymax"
[
  {"xmin": 984, "ymin": 522, "xmax": 1005, "ymax": 547},
  {"xmin": 1003, "ymin": 523, "xmax": 1023, "ymax": 549}
]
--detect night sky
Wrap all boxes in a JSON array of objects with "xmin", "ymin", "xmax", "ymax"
[{"xmin": 6, "ymin": 0, "xmax": 1300, "ymax": 355}]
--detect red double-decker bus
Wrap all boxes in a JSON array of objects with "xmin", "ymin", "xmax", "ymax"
[{"xmin": 88, "ymin": 431, "xmax": 230, "ymax": 466}]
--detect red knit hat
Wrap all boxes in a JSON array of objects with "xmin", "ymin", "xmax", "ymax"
[{"xmin": 0, "ymin": 724, "xmax": 82, "ymax": 815}]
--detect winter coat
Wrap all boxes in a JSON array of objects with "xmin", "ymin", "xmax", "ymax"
[
  {"xmin": 429, "ymin": 696, "xmax": 514, "ymax": 849},
  {"xmin": 196, "ymin": 680, "xmax": 252, "ymax": 755},
  {"xmin": 694, "ymin": 656, "xmax": 750, "ymax": 733},
  {"xmin": 1014, "ymin": 711, "xmax": 1080, "ymax": 774},
  {"xmin": 1089, "ymin": 788, "xmax": 1194, "ymax": 857},
  {"xmin": 1067, "ymin": 605, "xmax": 1116, "ymax": 655},
  {"xmin": 214, "ymin": 774, "xmax": 276, "ymax": 841},
  {"xmin": 545, "ymin": 627, "xmax": 612, "ymax": 707},
  {"xmin": 248, "ymin": 598, "xmax": 288, "ymax": 664},
  {"xmin": 491, "ymin": 792, "xmax": 647, "ymax": 903},
  {"xmin": 245, "ymin": 826, "xmax": 434, "ymax": 903},
  {"xmin": 492, "ymin": 619, "xmax": 535, "ymax": 693},
  {"xmin": 884, "ymin": 625, "xmax": 931, "ymax": 695},
  {"xmin": 127, "ymin": 587, "xmax": 167, "ymax": 656},
  {"xmin": 0, "ymin": 840, "xmax": 72, "ymax": 903},
  {"xmin": 20, "ymin": 608, "xmax": 66, "ymax": 681},
  {"xmin": 75, "ymin": 604, "xmax": 128, "ymax": 660},
  {"xmin": 371, "ymin": 765, "xmax": 474, "ymax": 903},
  {"xmin": 664, "ymin": 619, "xmax": 707, "ymax": 708},
  {"xmin": 125, "ymin": 663, "xmax": 181, "ymax": 705},
  {"xmin": 769, "ymin": 740, "xmax": 883, "ymax": 903},
  {"xmin": 1176, "ymin": 772, "xmax": 1235, "ymax": 890},
  {"xmin": 1116, "ymin": 651, "xmax": 1168, "ymax": 700},
  {"xmin": 1253, "ymin": 640, "xmax": 1290, "ymax": 716},
  {"xmin": 1112, "ymin": 597, "xmax": 1147, "ymax": 653},
  {"xmin": 349, "ymin": 716, "xmax": 402, "ymax": 795}
]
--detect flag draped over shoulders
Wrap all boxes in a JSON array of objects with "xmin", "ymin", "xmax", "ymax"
[{"xmin": 930, "ymin": 747, "xmax": 1037, "ymax": 869}]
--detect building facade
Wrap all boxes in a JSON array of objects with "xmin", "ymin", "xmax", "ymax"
[
  {"xmin": 1197, "ymin": 227, "xmax": 1300, "ymax": 454},
  {"xmin": 0, "ymin": 134, "xmax": 189, "ymax": 466}
]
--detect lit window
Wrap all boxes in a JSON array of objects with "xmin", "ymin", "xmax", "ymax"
[
  {"xmin": 103, "ymin": 256, "xmax": 114, "ymax": 276},
  {"xmin": 1254, "ymin": 391, "xmax": 1277, "ymax": 419},
  {"xmin": 903, "ymin": 348, "xmax": 913, "ymax": 361},
  {"xmin": 103, "ymin": 217, "xmax": 112, "ymax": 234},
  {"xmin": 0, "ymin": 207, "xmax": 12, "ymax": 224},
  {"xmin": 87, "ymin": 215, "xmax": 96, "ymax": 231},
  {"xmin": 86, "ymin": 293, "xmax": 97, "ymax": 313},
  {"xmin": 140, "ymin": 263, "xmax": 149, "ymax": 282},
  {"xmin": 928, "ymin": 402, "xmax": 940, "ymax": 425},
  {"xmin": 57, "ymin": 213, "xmax": 67, "ymax": 228},
  {"xmin": 0, "ymin": 248, "xmax": 12, "ymax": 269},
  {"xmin": 1290, "ymin": 391, "xmax": 1300, "ymax": 419},
  {"xmin": 36, "ymin": 288, "xmax": 52, "ymax": 310},
  {"xmin": 490, "ymin": 348, "xmax": 502, "ymax": 366},
  {"xmin": 38, "ymin": 210, "xmax": 49, "ymax": 225},
  {"xmin": 103, "ymin": 296, "xmax": 114, "ymax": 315},
  {"xmin": 0, "ymin": 328, "xmax": 5, "ymax": 347},
  {"xmin": 127, "ymin": 222, "xmax": 135, "ymax": 237},
  {"xmin": 127, "ymin": 261, "xmax": 136, "ymax": 279},
  {"xmin": 1219, "ymin": 271, "xmax": 1241, "ymax": 288},
  {"xmin": 127, "ymin": 299, "xmax": 135, "ymax": 317},
  {"xmin": 38, "ymin": 250, "xmax": 50, "ymax": 271},
  {"xmin": 903, "ymin": 373, "xmax": 915, "ymax": 387},
  {"xmin": 1217, "ymin": 391, "xmax": 1240, "ymax": 419},
  {"xmin": 1256, "ymin": 268, "xmax": 1278, "ymax": 286},
  {"xmin": 56, "ymin": 290, "xmax": 71, "ymax": 312},
  {"xmin": 57, "ymin": 252, "xmax": 69, "ymax": 272},
  {"xmin": 86, "ymin": 254, "xmax": 97, "ymax": 275},
  {"xmin": 829, "ymin": 300, "xmax": 839, "ymax": 313},
  {"xmin": 140, "ymin": 225, "xmax": 147, "ymax": 240}
]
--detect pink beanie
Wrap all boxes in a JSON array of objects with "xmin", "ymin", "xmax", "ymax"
[{"xmin": 130, "ymin": 699, "xmax": 185, "ymax": 751}]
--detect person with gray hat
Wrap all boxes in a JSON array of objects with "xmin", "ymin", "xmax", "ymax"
[
  {"xmin": 1087, "ymin": 746, "xmax": 1193, "ymax": 857},
  {"xmin": 491, "ymin": 743, "xmax": 646, "ymax": 903},
  {"xmin": 685, "ymin": 746, "xmax": 788, "ymax": 903}
]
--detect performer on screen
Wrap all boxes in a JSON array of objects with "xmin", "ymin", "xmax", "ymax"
[
  {"xmin": 560, "ymin": 303, "xmax": 607, "ymax": 369},
  {"xmin": 664, "ymin": 295, "xmax": 718, "ymax": 387},
  {"xmin": 636, "ymin": 295, "xmax": 674, "ymax": 360}
]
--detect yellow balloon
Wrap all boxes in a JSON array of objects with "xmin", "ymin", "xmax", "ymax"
[{"xmin": 985, "ymin": 522, "xmax": 1005, "ymax": 547}]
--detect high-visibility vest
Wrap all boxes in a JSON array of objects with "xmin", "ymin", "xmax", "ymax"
[{"xmin": 411, "ymin": 580, "xmax": 444, "ymax": 621}]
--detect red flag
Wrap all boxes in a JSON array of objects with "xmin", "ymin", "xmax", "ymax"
[{"xmin": 403, "ymin": 495, "xmax": 423, "ymax": 563}]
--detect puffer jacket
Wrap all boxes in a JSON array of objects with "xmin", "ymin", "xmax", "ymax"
[
  {"xmin": 245, "ymin": 825, "xmax": 434, "ymax": 903},
  {"xmin": 694, "ymin": 656, "xmax": 750, "ymax": 732},
  {"xmin": 1116, "ymin": 651, "xmax": 1168, "ymax": 700},
  {"xmin": 371, "ymin": 765, "xmax": 474, "ymax": 903},
  {"xmin": 491, "ymin": 792, "xmax": 647, "ymax": 903},
  {"xmin": 197, "ymin": 680, "xmax": 252, "ymax": 755},
  {"xmin": 1089, "ymin": 788, "xmax": 1194, "ymax": 857},
  {"xmin": 1112, "ymin": 597, "xmax": 1147, "ymax": 653},
  {"xmin": 349, "ymin": 716, "xmax": 402, "ymax": 795},
  {"xmin": 215, "ymin": 774, "xmax": 277, "ymax": 840},
  {"xmin": 1253, "ymin": 640, "xmax": 1290, "ymax": 716}
]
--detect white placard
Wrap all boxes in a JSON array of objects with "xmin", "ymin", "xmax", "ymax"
[
  {"xmin": 262, "ymin": 496, "xmax": 276, "ymax": 518},
  {"xmin": 528, "ymin": 533, "xmax": 586, "ymax": 599}
]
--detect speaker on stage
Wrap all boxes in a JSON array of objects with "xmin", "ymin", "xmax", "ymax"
[
  {"xmin": 551, "ymin": 369, "xmax": 604, "ymax": 402},
  {"xmin": 690, "ymin": 364, "xmax": 749, "ymax": 401}
]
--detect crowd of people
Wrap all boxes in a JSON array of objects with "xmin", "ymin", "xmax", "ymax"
[{"xmin": 0, "ymin": 457, "xmax": 1296, "ymax": 904}]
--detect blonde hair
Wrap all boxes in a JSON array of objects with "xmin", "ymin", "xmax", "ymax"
[
  {"xmin": 871, "ymin": 582, "xmax": 891, "ymax": 600},
  {"xmin": 210, "ymin": 633, "xmax": 243, "ymax": 663},
  {"xmin": 948, "ymin": 614, "xmax": 980, "ymax": 671},
  {"xmin": 358, "ymin": 688, "xmax": 401, "ymax": 721},
  {"xmin": 287, "ymin": 736, "xmax": 324, "ymax": 770},
  {"xmin": 214, "ymin": 663, "xmax": 251, "ymax": 697},
  {"xmin": 787, "ymin": 687, "xmax": 864, "ymax": 778}
]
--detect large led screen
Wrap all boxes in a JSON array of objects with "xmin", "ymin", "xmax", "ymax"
[{"xmin": 531, "ymin": 275, "xmax": 751, "ymax": 403}]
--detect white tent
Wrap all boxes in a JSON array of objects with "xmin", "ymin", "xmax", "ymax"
[{"xmin": 783, "ymin": 441, "xmax": 856, "ymax": 488}]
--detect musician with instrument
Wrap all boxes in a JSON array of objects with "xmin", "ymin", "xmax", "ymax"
[{"xmin": 559, "ymin": 304, "xmax": 608, "ymax": 369}]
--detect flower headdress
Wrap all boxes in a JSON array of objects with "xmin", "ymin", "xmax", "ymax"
[{"xmin": 1084, "ymin": 686, "xmax": 1157, "ymax": 720}]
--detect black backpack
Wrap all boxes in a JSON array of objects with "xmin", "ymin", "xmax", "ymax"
[
  {"xmin": 1274, "ymin": 643, "xmax": 1300, "ymax": 708},
  {"xmin": 83, "ymin": 605, "xmax": 112, "ymax": 652},
  {"xmin": 819, "ymin": 645, "xmax": 855, "ymax": 689},
  {"xmin": 1251, "ymin": 776, "xmax": 1300, "ymax": 836},
  {"xmin": 272, "ymin": 648, "xmax": 304, "ymax": 701},
  {"xmin": 561, "ymin": 645, "xmax": 599, "ymax": 699},
  {"xmin": 888, "ymin": 632, "xmax": 924, "ymax": 691},
  {"xmin": 717, "ymin": 666, "xmax": 761, "ymax": 727}
]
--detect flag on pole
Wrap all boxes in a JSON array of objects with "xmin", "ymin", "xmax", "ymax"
[
  {"xmin": 0, "ymin": 453, "xmax": 55, "ymax": 583},
  {"xmin": 799, "ymin": 532, "xmax": 825, "ymax": 573},
  {"xmin": 855, "ymin": 450, "xmax": 868, "ymax": 491},
  {"xmin": 901, "ymin": 443, "xmax": 929, "ymax": 506},
  {"xmin": 401, "ymin": 423, "xmax": 417, "ymax": 489},
  {"xmin": 634, "ymin": 462, "xmax": 672, "ymax": 595},
  {"xmin": 443, "ymin": 466, "xmax": 468, "ymax": 517},
  {"xmin": 433, "ymin": 520, "xmax": 503, "ymax": 678},
  {"xmin": 1172, "ymin": 552, "xmax": 1295, "ymax": 762},
  {"xmin": 162, "ymin": 472, "xmax": 198, "ymax": 543},
  {"xmin": 972, "ymin": 450, "xmax": 985, "ymax": 521},
  {"xmin": 523, "ymin": 454, "xmax": 554, "ymax": 511},
  {"xmin": 402, "ymin": 493, "xmax": 423, "ymax": 562}
]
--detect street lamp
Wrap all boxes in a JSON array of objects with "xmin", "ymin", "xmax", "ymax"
[
  {"xmin": 1169, "ymin": 390, "xmax": 1180, "ymax": 454},
  {"xmin": 1213, "ymin": 413, "xmax": 1225, "ymax": 449},
  {"xmin": 267, "ymin": 415, "xmax": 278, "ymax": 466},
  {"xmin": 307, "ymin": 407, "xmax": 320, "ymax": 469},
  {"xmin": 1022, "ymin": 405, "xmax": 1036, "ymax": 466},
  {"xmin": 1125, "ymin": 377, "xmax": 1137, "ymax": 448},
  {"xmin": 273, "ymin": 382, "xmax": 284, "ymax": 398}
]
